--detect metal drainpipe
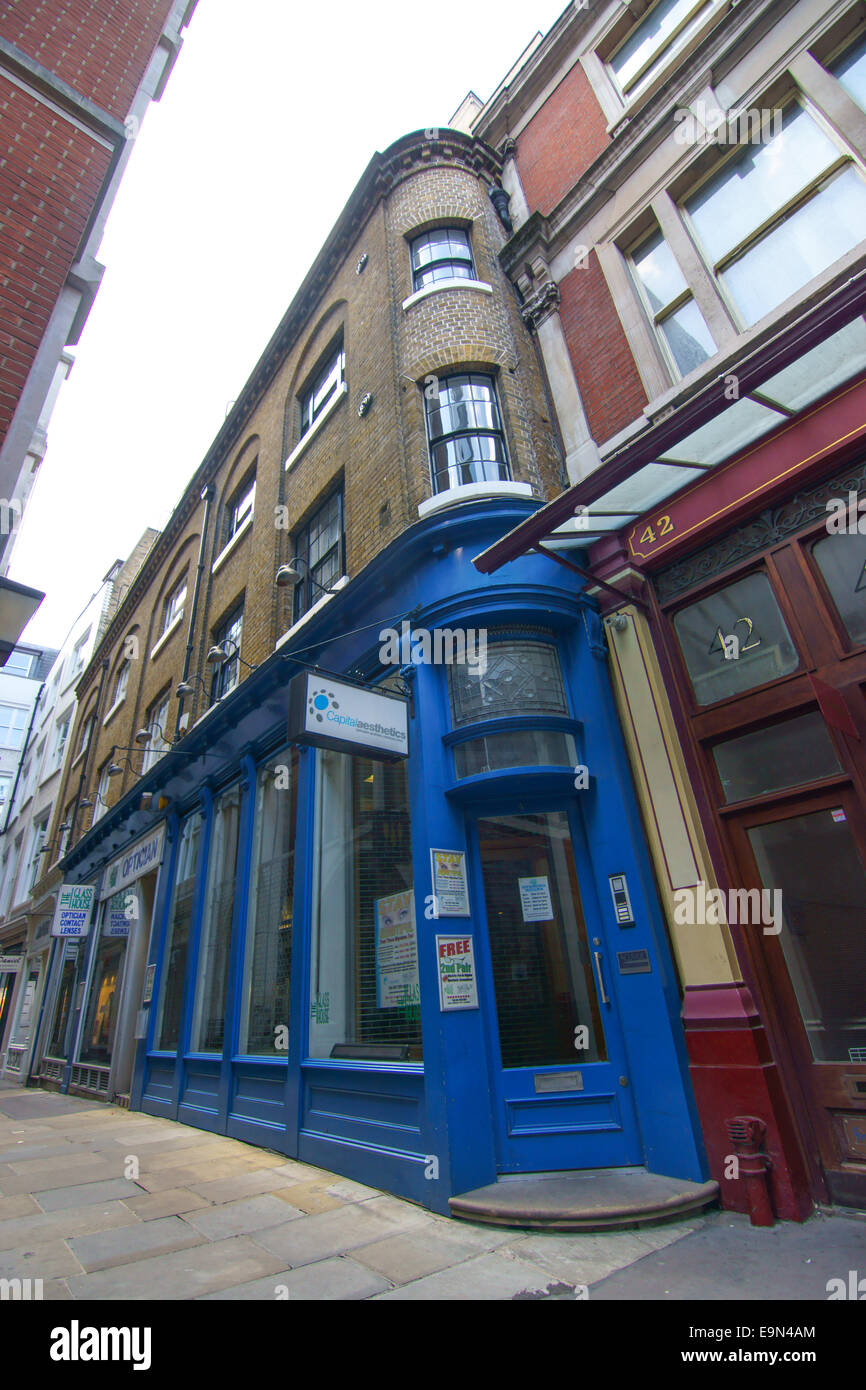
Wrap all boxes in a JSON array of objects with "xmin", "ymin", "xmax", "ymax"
[
  {"xmin": 2, "ymin": 680, "xmax": 45, "ymax": 836},
  {"xmin": 175, "ymin": 482, "xmax": 215, "ymax": 739}
]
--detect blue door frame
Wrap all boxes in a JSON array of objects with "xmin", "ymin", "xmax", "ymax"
[{"xmin": 466, "ymin": 795, "xmax": 644, "ymax": 1175}]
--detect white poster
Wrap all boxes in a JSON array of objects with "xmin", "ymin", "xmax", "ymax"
[
  {"xmin": 519, "ymin": 875, "xmax": 554, "ymax": 922},
  {"xmin": 375, "ymin": 890, "xmax": 420, "ymax": 1009},
  {"xmin": 430, "ymin": 849, "xmax": 470, "ymax": 918}
]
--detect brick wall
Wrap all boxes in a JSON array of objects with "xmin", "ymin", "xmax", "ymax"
[
  {"xmin": 514, "ymin": 60, "xmax": 611, "ymax": 217},
  {"xmin": 0, "ymin": 0, "xmax": 174, "ymax": 122},
  {"xmin": 0, "ymin": 75, "xmax": 111, "ymax": 444},
  {"xmin": 558, "ymin": 252, "xmax": 648, "ymax": 444}
]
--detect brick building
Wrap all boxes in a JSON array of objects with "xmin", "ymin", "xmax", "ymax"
[
  {"xmin": 0, "ymin": 0, "xmax": 196, "ymax": 574},
  {"xmin": 20, "ymin": 128, "xmax": 714, "ymax": 1220},
  {"xmin": 467, "ymin": 0, "xmax": 866, "ymax": 1216}
]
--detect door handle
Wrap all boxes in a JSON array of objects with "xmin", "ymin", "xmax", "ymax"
[{"xmin": 593, "ymin": 951, "xmax": 609, "ymax": 1005}]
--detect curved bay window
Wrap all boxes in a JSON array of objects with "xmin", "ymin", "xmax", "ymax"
[
  {"xmin": 425, "ymin": 374, "xmax": 510, "ymax": 495},
  {"xmin": 309, "ymin": 750, "xmax": 420, "ymax": 1062},
  {"xmin": 447, "ymin": 631, "xmax": 577, "ymax": 779},
  {"xmin": 240, "ymin": 752, "xmax": 298, "ymax": 1056},
  {"xmin": 154, "ymin": 812, "xmax": 203, "ymax": 1051},
  {"xmin": 410, "ymin": 227, "xmax": 474, "ymax": 291}
]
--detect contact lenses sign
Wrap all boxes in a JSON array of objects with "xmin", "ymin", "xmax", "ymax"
[{"xmin": 51, "ymin": 883, "xmax": 97, "ymax": 938}]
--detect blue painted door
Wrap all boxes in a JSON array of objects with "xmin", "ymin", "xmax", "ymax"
[{"xmin": 471, "ymin": 809, "xmax": 643, "ymax": 1173}]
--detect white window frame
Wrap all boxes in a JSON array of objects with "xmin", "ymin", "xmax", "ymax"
[{"xmin": 0, "ymin": 703, "xmax": 29, "ymax": 750}]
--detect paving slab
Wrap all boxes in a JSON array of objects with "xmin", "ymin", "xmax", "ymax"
[
  {"xmin": 374, "ymin": 1248, "xmax": 582, "ymax": 1300},
  {"xmin": 180, "ymin": 1193, "xmax": 305, "ymax": 1240},
  {"xmin": 0, "ymin": 1143, "xmax": 87, "ymax": 1163},
  {"xmin": 0, "ymin": 1238, "xmax": 83, "ymax": 1279},
  {"xmin": 0, "ymin": 1094, "xmax": 99, "ymax": 1119},
  {"xmin": 134, "ymin": 1140, "xmax": 257, "ymax": 1172},
  {"xmin": 271, "ymin": 1182, "xmax": 347, "ymax": 1215},
  {"xmin": 121, "ymin": 1188, "xmax": 212, "ymax": 1221},
  {"xmin": 325, "ymin": 1179, "xmax": 385, "ymax": 1203},
  {"xmin": 132, "ymin": 1155, "xmax": 267, "ymax": 1193},
  {"xmin": 36, "ymin": 1178, "xmax": 139, "ymax": 1211},
  {"xmin": 0, "ymin": 1193, "xmax": 41, "ymax": 1220},
  {"xmin": 0, "ymin": 1201, "xmax": 139, "ymax": 1250},
  {"xmin": 250, "ymin": 1199, "xmax": 433, "ymax": 1268},
  {"xmin": 68, "ymin": 1215, "xmax": 205, "ymax": 1273},
  {"xmin": 351, "ymin": 1225, "xmax": 508, "ymax": 1285},
  {"xmin": 8, "ymin": 1150, "xmax": 114, "ymax": 1176},
  {"xmin": 200, "ymin": 1256, "xmax": 392, "ymax": 1301},
  {"xmin": 0, "ymin": 1161, "xmax": 123, "ymax": 1195},
  {"xmin": 186, "ymin": 1169, "xmax": 297, "ymax": 1204},
  {"xmin": 65, "ymin": 1235, "xmax": 287, "ymax": 1301}
]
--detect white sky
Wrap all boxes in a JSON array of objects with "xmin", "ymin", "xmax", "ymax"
[{"xmin": 10, "ymin": 0, "xmax": 568, "ymax": 650}]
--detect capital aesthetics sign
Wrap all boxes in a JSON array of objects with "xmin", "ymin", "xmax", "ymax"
[{"xmin": 287, "ymin": 670, "xmax": 408, "ymax": 761}]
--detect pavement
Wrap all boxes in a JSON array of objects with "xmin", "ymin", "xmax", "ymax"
[{"xmin": 0, "ymin": 1084, "xmax": 861, "ymax": 1301}]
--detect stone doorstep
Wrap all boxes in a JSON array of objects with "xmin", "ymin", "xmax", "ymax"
[{"xmin": 449, "ymin": 1170, "xmax": 720, "ymax": 1232}]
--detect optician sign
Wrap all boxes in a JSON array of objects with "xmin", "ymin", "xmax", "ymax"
[
  {"xmin": 287, "ymin": 669, "xmax": 408, "ymax": 760},
  {"xmin": 51, "ymin": 883, "xmax": 97, "ymax": 938},
  {"xmin": 100, "ymin": 824, "xmax": 166, "ymax": 901}
]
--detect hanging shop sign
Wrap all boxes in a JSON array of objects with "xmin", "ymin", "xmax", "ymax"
[
  {"xmin": 0, "ymin": 955, "xmax": 23, "ymax": 973},
  {"xmin": 287, "ymin": 670, "xmax": 408, "ymax": 761},
  {"xmin": 100, "ymin": 824, "xmax": 166, "ymax": 901},
  {"xmin": 436, "ymin": 934, "xmax": 479, "ymax": 1011},
  {"xmin": 51, "ymin": 884, "xmax": 96, "ymax": 938},
  {"xmin": 374, "ymin": 891, "xmax": 420, "ymax": 1009},
  {"xmin": 430, "ymin": 849, "xmax": 470, "ymax": 917}
]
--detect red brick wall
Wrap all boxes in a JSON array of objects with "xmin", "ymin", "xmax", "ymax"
[
  {"xmin": 515, "ymin": 60, "xmax": 611, "ymax": 216},
  {"xmin": 0, "ymin": 75, "xmax": 111, "ymax": 444},
  {"xmin": 558, "ymin": 253, "xmax": 648, "ymax": 443},
  {"xmin": 0, "ymin": 0, "xmax": 173, "ymax": 121}
]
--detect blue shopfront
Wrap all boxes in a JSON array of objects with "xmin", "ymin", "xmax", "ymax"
[{"xmin": 59, "ymin": 499, "xmax": 707, "ymax": 1214}]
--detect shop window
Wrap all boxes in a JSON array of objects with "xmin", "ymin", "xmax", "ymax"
[
  {"xmin": 190, "ymin": 785, "xmax": 242, "ymax": 1053},
  {"xmin": 684, "ymin": 103, "xmax": 866, "ymax": 328},
  {"xmin": 309, "ymin": 750, "xmax": 420, "ymax": 1061},
  {"xmin": 10, "ymin": 967, "xmax": 40, "ymax": 1051},
  {"xmin": 154, "ymin": 812, "xmax": 204, "ymax": 1051},
  {"xmin": 79, "ymin": 901, "xmax": 128, "ymax": 1066},
  {"xmin": 240, "ymin": 751, "xmax": 298, "ymax": 1056},
  {"xmin": 629, "ymin": 229, "xmax": 715, "ymax": 377},
  {"xmin": 410, "ymin": 227, "xmax": 474, "ymax": 291},
  {"xmin": 209, "ymin": 602, "xmax": 244, "ymax": 704},
  {"xmin": 812, "ymin": 531, "xmax": 866, "ymax": 647},
  {"xmin": 672, "ymin": 572, "xmax": 800, "ymax": 706},
  {"xmin": 293, "ymin": 491, "xmax": 344, "ymax": 623},
  {"xmin": 748, "ymin": 808, "xmax": 866, "ymax": 1062},
  {"xmin": 300, "ymin": 338, "xmax": 345, "ymax": 440},
  {"xmin": 425, "ymin": 373, "xmax": 510, "ymax": 495},
  {"xmin": 711, "ymin": 712, "xmax": 842, "ymax": 804},
  {"xmin": 46, "ymin": 945, "xmax": 80, "ymax": 1059}
]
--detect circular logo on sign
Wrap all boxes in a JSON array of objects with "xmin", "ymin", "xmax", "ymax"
[{"xmin": 308, "ymin": 688, "xmax": 339, "ymax": 722}]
